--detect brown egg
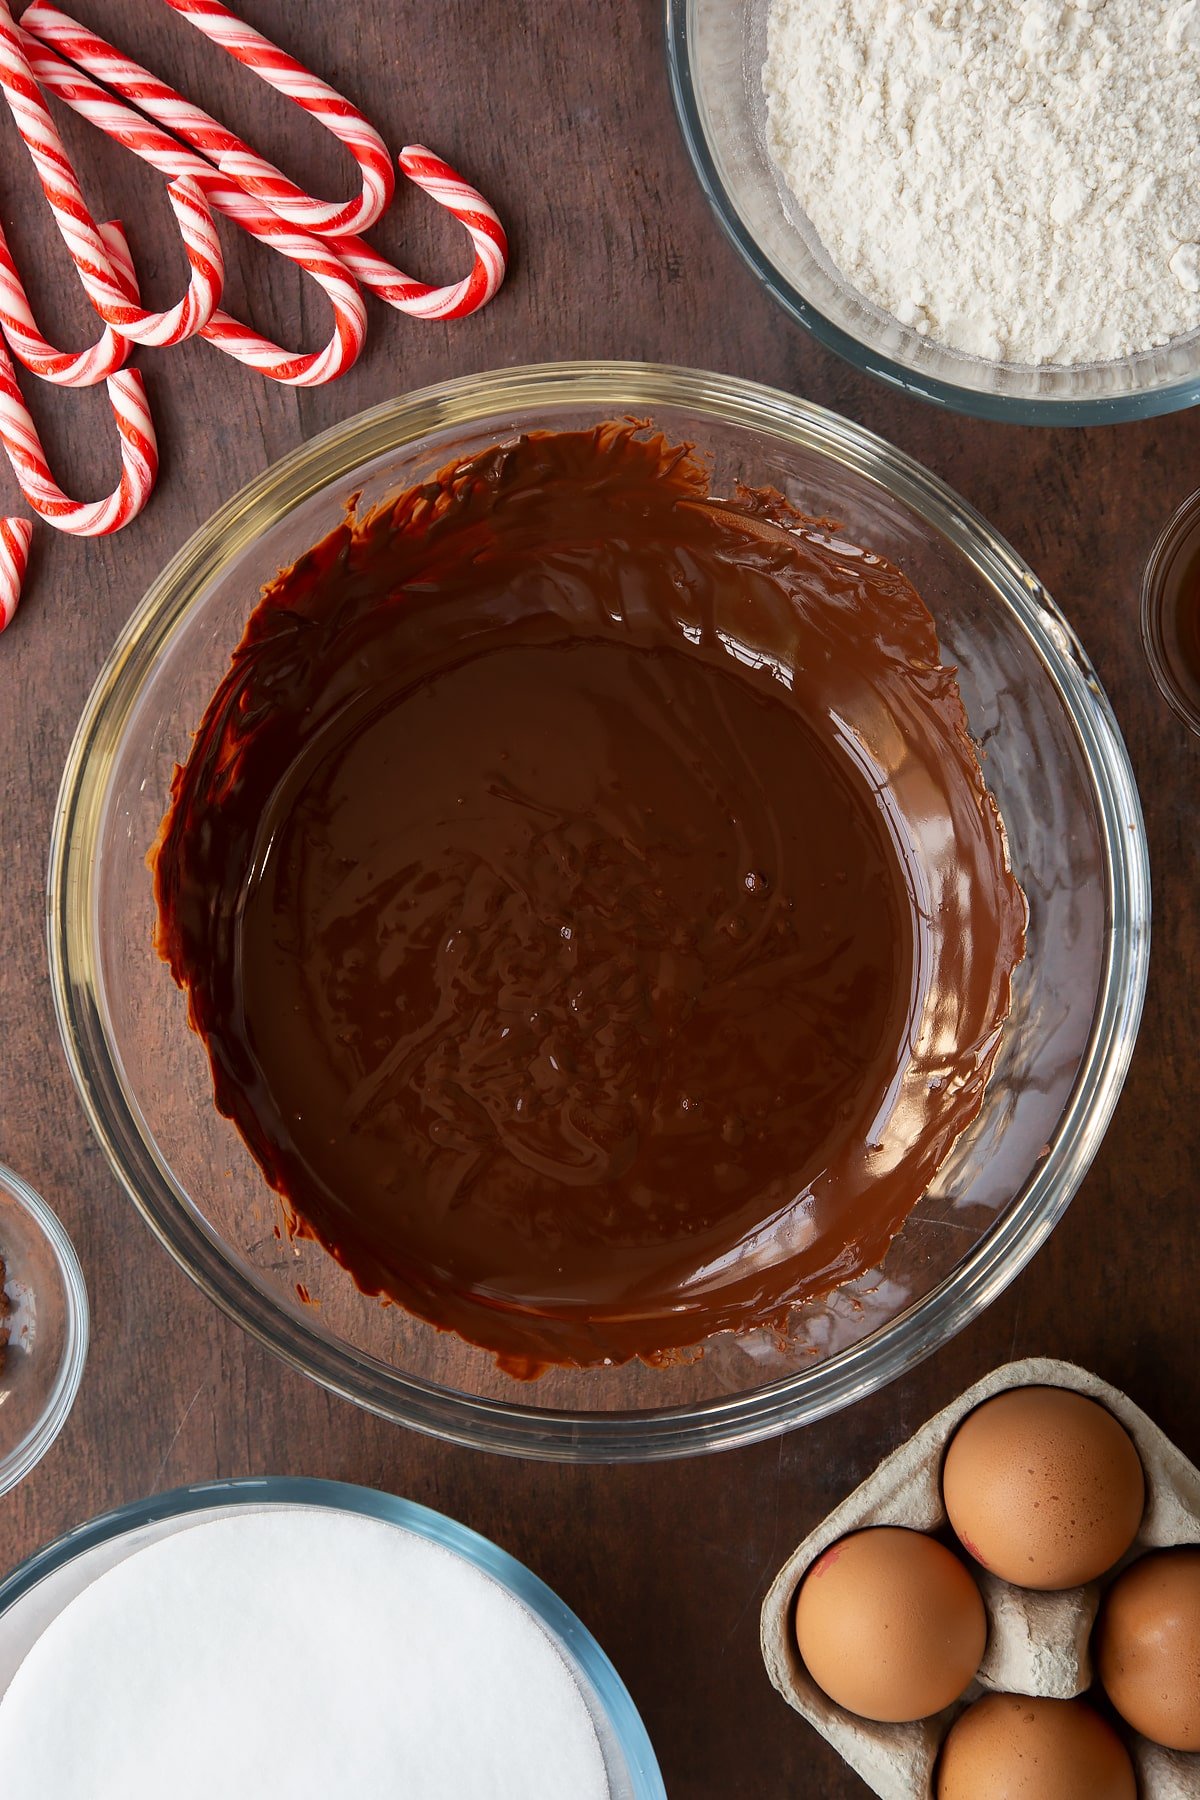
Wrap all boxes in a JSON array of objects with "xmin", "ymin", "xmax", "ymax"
[
  {"xmin": 942, "ymin": 1386, "xmax": 1144, "ymax": 1589},
  {"xmin": 793, "ymin": 1526, "xmax": 986, "ymax": 1723},
  {"xmin": 937, "ymin": 1695, "xmax": 1137, "ymax": 1799},
  {"xmin": 1097, "ymin": 1546, "xmax": 1200, "ymax": 1750}
]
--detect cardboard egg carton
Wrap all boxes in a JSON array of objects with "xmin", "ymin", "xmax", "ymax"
[{"xmin": 760, "ymin": 1357, "xmax": 1200, "ymax": 1798}]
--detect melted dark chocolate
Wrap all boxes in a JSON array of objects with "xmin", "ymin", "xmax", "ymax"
[{"xmin": 153, "ymin": 424, "xmax": 1025, "ymax": 1371}]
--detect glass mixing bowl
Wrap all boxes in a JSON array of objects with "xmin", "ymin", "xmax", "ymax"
[
  {"xmin": 48, "ymin": 363, "xmax": 1150, "ymax": 1460},
  {"xmin": 665, "ymin": 0, "xmax": 1200, "ymax": 424}
]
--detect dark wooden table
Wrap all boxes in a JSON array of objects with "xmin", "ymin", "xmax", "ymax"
[{"xmin": 1, "ymin": 3, "xmax": 1197, "ymax": 1794}]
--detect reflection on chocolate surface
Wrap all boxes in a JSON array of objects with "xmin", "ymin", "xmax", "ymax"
[{"xmin": 153, "ymin": 424, "xmax": 1025, "ymax": 1372}]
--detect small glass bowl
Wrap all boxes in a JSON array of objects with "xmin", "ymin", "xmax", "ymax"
[
  {"xmin": 1141, "ymin": 489, "xmax": 1200, "ymax": 736},
  {"xmin": 0, "ymin": 1477, "xmax": 666, "ymax": 1799},
  {"xmin": 0, "ymin": 1166, "xmax": 89, "ymax": 1498},
  {"xmin": 665, "ymin": 0, "xmax": 1200, "ymax": 424}
]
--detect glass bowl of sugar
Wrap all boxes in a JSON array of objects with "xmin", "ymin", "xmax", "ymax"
[
  {"xmin": 0, "ymin": 1478, "xmax": 666, "ymax": 1798},
  {"xmin": 666, "ymin": 0, "xmax": 1200, "ymax": 423}
]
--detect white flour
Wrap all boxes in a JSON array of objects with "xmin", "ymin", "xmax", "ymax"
[{"xmin": 763, "ymin": 0, "xmax": 1200, "ymax": 366}]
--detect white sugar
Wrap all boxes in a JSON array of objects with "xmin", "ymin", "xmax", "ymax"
[{"xmin": 0, "ymin": 1507, "xmax": 611, "ymax": 1799}]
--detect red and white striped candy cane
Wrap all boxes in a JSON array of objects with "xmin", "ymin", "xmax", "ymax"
[
  {"xmin": 155, "ymin": 0, "xmax": 393, "ymax": 237},
  {"xmin": 0, "ymin": 215, "xmax": 136, "ymax": 386},
  {"xmin": 0, "ymin": 514, "xmax": 32, "ymax": 628},
  {"xmin": 0, "ymin": 218, "xmax": 144, "ymax": 580},
  {"xmin": 332, "ymin": 147, "xmax": 508, "ymax": 321},
  {"xmin": 23, "ymin": 6, "xmax": 508, "ymax": 323},
  {"xmin": 0, "ymin": 344, "xmax": 158, "ymax": 535},
  {"xmin": 0, "ymin": 4, "xmax": 223, "ymax": 347},
  {"xmin": 99, "ymin": 219, "xmax": 140, "ymax": 304},
  {"xmin": 18, "ymin": 24, "xmax": 368, "ymax": 386}
]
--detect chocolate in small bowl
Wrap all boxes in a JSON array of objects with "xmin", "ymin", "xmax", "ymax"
[
  {"xmin": 0, "ymin": 1166, "xmax": 89, "ymax": 1498},
  {"xmin": 152, "ymin": 422, "xmax": 1025, "ymax": 1374}
]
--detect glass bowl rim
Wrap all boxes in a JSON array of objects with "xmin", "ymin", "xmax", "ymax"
[
  {"xmin": 47, "ymin": 359, "xmax": 1151, "ymax": 1461},
  {"xmin": 663, "ymin": 0, "xmax": 1200, "ymax": 427},
  {"xmin": 0, "ymin": 1163, "xmax": 90, "ymax": 1499},
  {"xmin": 1140, "ymin": 486, "xmax": 1200, "ymax": 736},
  {"xmin": 0, "ymin": 1473, "xmax": 667, "ymax": 1798}
]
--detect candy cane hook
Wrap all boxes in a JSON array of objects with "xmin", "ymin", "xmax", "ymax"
[
  {"xmin": 155, "ymin": 0, "xmax": 394, "ymax": 237},
  {"xmin": 0, "ymin": 214, "xmax": 137, "ymax": 386},
  {"xmin": 0, "ymin": 344, "xmax": 158, "ymax": 535},
  {"xmin": 332, "ymin": 147, "xmax": 508, "ymax": 321},
  {"xmin": 0, "ymin": 4, "xmax": 223, "ymax": 347},
  {"xmin": 0, "ymin": 217, "xmax": 144, "ymax": 609}
]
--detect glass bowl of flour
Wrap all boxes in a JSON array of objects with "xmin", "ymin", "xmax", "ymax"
[{"xmin": 666, "ymin": 0, "xmax": 1200, "ymax": 422}]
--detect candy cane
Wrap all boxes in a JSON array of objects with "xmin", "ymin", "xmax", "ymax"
[
  {"xmin": 16, "ymin": 26, "xmax": 368, "ymax": 385},
  {"xmin": 0, "ymin": 346, "xmax": 158, "ymax": 535},
  {"xmin": 18, "ymin": 22, "xmax": 367, "ymax": 383},
  {"xmin": 333, "ymin": 147, "xmax": 508, "ymax": 321},
  {"xmin": 0, "ymin": 6, "xmax": 223, "ymax": 348},
  {"xmin": 0, "ymin": 514, "xmax": 32, "ymax": 628},
  {"xmin": 23, "ymin": 6, "xmax": 508, "ymax": 323},
  {"xmin": 154, "ymin": 0, "xmax": 394, "ymax": 236},
  {"xmin": 0, "ymin": 219, "xmax": 144, "ymax": 570},
  {"xmin": 0, "ymin": 214, "xmax": 136, "ymax": 386},
  {"xmin": 99, "ymin": 219, "xmax": 140, "ymax": 304}
]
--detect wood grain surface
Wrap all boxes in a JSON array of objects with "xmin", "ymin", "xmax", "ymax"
[{"xmin": 1, "ymin": 4, "xmax": 1197, "ymax": 1795}]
